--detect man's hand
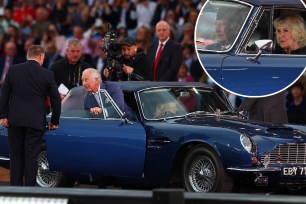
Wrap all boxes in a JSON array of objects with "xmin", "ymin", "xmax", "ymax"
[
  {"xmin": 0, "ymin": 118, "xmax": 9, "ymax": 128},
  {"xmin": 90, "ymin": 107, "xmax": 103, "ymax": 115},
  {"xmin": 48, "ymin": 122, "xmax": 59, "ymax": 130},
  {"xmin": 60, "ymin": 94, "xmax": 67, "ymax": 100},
  {"xmin": 122, "ymin": 64, "xmax": 134, "ymax": 74}
]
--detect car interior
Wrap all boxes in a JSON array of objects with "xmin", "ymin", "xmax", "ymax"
[{"xmin": 244, "ymin": 8, "xmax": 306, "ymax": 54}]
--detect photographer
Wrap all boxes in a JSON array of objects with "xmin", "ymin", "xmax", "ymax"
[{"xmin": 104, "ymin": 37, "xmax": 150, "ymax": 81}]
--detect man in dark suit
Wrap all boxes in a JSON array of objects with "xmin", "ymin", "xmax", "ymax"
[
  {"xmin": 147, "ymin": 20, "xmax": 182, "ymax": 81},
  {"xmin": 0, "ymin": 45, "xmax": 61, "ymax": 186},
  {"xmin": 82, "ymin": 68, "xmax": 137, "ymax": 121},
  {"xmin": 238, "ymin": 91, "xmax": 288, "ymax": 123}
]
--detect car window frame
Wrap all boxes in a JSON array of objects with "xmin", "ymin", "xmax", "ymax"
[
  {"xmin": 196, "ymin": 0, "xmax": 254, "ymax": 53},
  {"xmin": 60, "ymin": 89, "xmax": 124, "ymax": 120},
  {"xmin": 239, "ymin": 6, "xmax": 306, "ymax": 56}
]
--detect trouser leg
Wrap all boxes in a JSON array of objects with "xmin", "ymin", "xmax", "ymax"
[
  {"xmin": 24, "ymin": 127, "xmax": 43, "ymax": 186},
  {"xmin": 8, "ymin": 127, "xmax": 25, "ymax": 186}
]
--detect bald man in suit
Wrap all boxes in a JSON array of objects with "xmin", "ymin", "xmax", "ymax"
[{"xmin": 147, "ymin": 21, "xmax": 182, "ymax": 81}]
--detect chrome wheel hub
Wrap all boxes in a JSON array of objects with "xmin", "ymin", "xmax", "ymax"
[{"xmin": 188, "ymin": 156, "xmax": 216, "ymax": 192}]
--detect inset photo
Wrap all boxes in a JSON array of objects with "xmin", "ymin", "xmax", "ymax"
[{"xmin": 195, "ymin": 0, "xmax": 306, "ymax": 97}]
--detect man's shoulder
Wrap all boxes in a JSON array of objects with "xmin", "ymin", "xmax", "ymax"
[
  {"xmin": 50, "ymin": 58, "xmax": 66, "ymax": 70},
  {"xmin": 80, "ymin": 60, "xmax": 92, "ymax": 68},
  {"xmin": 167, "ymin": 39, "xmax": 181, "ymax": 48}
]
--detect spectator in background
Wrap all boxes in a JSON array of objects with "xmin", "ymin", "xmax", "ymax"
[
  {"xmin": 60, "ymin": 25, "xmax": 94, "ymax": 64},
  {"xmin": 0, "ymin": 41, "xmax": 25, "ymax": 85},
  {"xmin": 182, "ymin": 43, "xmax": 194, "ymax": 69},
  {"xmin": 238, "ymin": 91, "xmax": 288, "ymax": 123},
  {"xmin": 286, "ymin": 82, "xmax": 306, "ymax": 124},
  {"xmin": 147, "ymin": 20, "xmax": 182, "ymax": 81},
  {"xmin": 179, "ymin": 22, "xmax": 194, "ymax": 46},
  {"xmin": 175, "ymin": 0, "xmax": 193, "ymax": 26},
  {"xmin": 13, "ymin": 0, "xmax": 35, "ymax": 27},
  {"xmin": 0, "ymin": 6, "xmax": 19, "ymax": 34},
  {"xmin": 135, "ymin": 26, "xmax": 153, "ymax": 53},
  {"xmin": 150, "ymin": 0, "xmax": 175, "ymax": 28},
  {"xmin": 50, "ymin": 38, "xmax": 91, "ymax": 99},
  {"xmin": 92, "ymin": 45, "xmax": 107, "ymax": 77},
  {"xmin": 68, "ymin": 0, "xmax": 94, "ymax": 32},
  {"xmin": 116, "ymin": 0, "xmax": 137, "ymax": 31},
  {"xmin": 41, "ymin": 23, "xmax": 66, "ymax": 53},
  {"xmin": 136, "ymin": 0, "xmax": 156, "ymax": 29},
  {"xmin": 177, "ymin": 63, "xmax": 193, "ymax": 82},
  {"xmin": 49, "ymin": 0, "xmax": 70, "ymax": 36},
  {"xmin": 31, "ymin": 7, "xmax": 51, "ymax": 41},
  {"xmin": 164, "ymin": 8, "xmax": 178, "ymax": 40},
  {"xmin": 43, "ymin": 40, "xmax": 62, "ymax": 69}
]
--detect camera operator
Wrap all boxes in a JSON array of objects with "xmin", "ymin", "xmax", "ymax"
[{"xmin": 104, "ymin": 37, "xmax": 150, "ymax": 81}]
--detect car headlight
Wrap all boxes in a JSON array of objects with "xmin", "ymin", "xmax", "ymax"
[{"xmin": 240, "ymin": 134, "xmax": 254, "ymax": 153}]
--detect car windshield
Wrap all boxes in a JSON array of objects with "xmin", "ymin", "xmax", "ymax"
[
  {"xmin": 139, "ymin": 87, "xmax": 230, "ymax": 120},
  {"xmin": 196, "ymin": 0, "xmax": 251, "ymax": 51}
]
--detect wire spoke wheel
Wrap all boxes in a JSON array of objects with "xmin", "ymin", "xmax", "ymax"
[
  {"xmin": 36, "ymin": 151, "xmax": 62, "ymax": 187},
  {"xmin": 188, "ymin": 155, "xmax": 216, "ymax": 192}
]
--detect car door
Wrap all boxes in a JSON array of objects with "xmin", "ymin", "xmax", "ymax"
[
  {"xmin": 0, "ymin": 126, "xmax": 9, "ymax": 161},
  {"xmin": 220, "ymin": 54, "xmax": 306, "ymax": 96},
  {"xmin": 44, "ymin": 90, "xmax": 146, "ymax": 178}
]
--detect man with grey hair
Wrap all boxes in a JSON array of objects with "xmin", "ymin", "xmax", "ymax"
[
  {"xmin": 0, "ymin": 45, "xmax": 61, "ymax": 186},
  {"xmin": 82, "ymin": 68, "xmax": 137, "ymax": 121},
  {"xmin": 50, "ymin": 38, "xmax": 91, "ymax": 99}
]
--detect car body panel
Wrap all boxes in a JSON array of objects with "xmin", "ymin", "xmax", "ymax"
[
  {"xmin": 201, "ymin": 54, "xmax": 306, "ymax": 96},
  {"xmin": 45, "ymin": 117, "xmax": 146, "ymax": 177}
]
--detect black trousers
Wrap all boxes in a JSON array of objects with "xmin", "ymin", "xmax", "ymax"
[{"xmin": 8, "ymin": 126, "xmax": 43, "ymax": 186}]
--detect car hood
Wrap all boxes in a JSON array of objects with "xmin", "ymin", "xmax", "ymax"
[{"xmin": 167, "ymin": 114, "xmax": 306, "ymax": 142}]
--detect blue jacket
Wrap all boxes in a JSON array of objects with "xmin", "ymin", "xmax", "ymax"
[{"xmin": 84, "ymin": 82, "xmax": 137, "ymax": 121}]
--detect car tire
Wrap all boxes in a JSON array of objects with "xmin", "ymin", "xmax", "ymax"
[
  {"xmin": 36, "ymin": 150, "xmax": 73, "ymax": 187},
  {"xmin": 182, "ymin": 145, "xmax": 232, "ymax": 192}
]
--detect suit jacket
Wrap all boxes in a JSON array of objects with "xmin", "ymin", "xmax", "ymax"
[
  {"xmin": 0, "ymin": 60, "xmax": 61, "ymax": 131},
  {"xmin": 84, "ymin": 82, "xmax": 137, "ymax": 121},
  {"xmin": 147, "ymin": 39, "xmax": 183, "ymax": 81},
  {"xmin": 238, "ymin": 91, "xmax": 288, "ymax": 123}
]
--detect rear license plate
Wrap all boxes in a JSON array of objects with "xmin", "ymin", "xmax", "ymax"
[{"xmin": 282, "ymin": 166, "xmax": 306, "ymax": 176}]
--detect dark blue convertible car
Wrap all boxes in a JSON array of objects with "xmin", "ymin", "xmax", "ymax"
[
  {"xmin": 196, "ymin": 0, "xmax": 306, "ymax": 96},
  {"xmin": 1, "ymin": 82, "xmax": 306, "ymax": 192}
]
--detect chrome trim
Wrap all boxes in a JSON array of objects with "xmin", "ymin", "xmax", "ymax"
[
  {"xmin": 196, "ymin": 0, "xmax": 254, "ymax": 53},
  {"xmin": 261, "ymin": 143, "xmax": 306, "ymax": 165},
  {"xmin": 0, "ymin": 157, "xmax": 10, "ymax": 161},
  {"xmin": 227, "ymin": 167, "xmax": 281, "ymax": 172}
]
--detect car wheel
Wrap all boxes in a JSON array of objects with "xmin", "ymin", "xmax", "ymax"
[
  {"xmin": 36, "ymin": 150, "xmax": 71, "ymax": 187},
  {"xmin": 182, "ymin": 145, "xmax": 232, "ymax": 192}
]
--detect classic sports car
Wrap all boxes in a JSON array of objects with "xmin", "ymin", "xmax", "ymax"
[
  {"xmin": 0, "ymin": 82, "xmax": 306, "ymax": 192},
  {"xmin": 196, "ymin": 0, "xmax": 306, "ymax": 96}
]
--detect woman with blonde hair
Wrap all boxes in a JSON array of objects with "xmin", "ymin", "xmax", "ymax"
[{"xmin": 274, "ymin": 14, "xmax": 306, "ymax": 54}]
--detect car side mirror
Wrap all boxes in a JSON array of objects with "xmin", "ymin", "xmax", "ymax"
[{"xmin": 247, "ymin": 40, "xmax": 273, "ymax": 62}]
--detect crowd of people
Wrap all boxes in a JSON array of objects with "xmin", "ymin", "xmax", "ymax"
[{"xmin": 0, "ymin": 0, "xmax": 205, "ymax": 84}]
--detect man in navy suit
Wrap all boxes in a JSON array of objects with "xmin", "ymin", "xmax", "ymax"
[
  {"xmin": 0, "ymin": 45, "xmax": 61, "ymax": 186},
  {"xmin": 82, "ymin": 68, "xmax": 137, "ymax": 121},
  {"xmin": 147, "ymin": 20, "xmax": 183, "ymax": 81}
]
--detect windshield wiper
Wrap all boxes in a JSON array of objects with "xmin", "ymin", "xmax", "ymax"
[{"xmin": 185, "ymin": 111, "xmax": 214, "ymax": 117}]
